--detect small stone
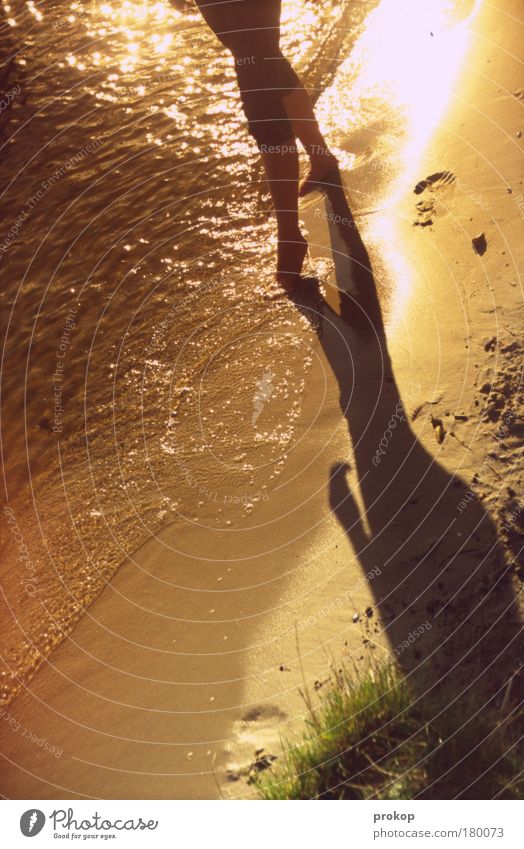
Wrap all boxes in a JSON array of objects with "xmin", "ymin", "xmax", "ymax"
[
  {"xmin": 365, "ymin": 606, "xmax": 373, "ymax": 618},
  {"xmin": 472, "ymin": 232, "xmax": 487, "ymax": 256}
]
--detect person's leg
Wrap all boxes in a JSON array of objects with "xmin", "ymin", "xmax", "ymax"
[
  {"xmin": 259, "ymin": 141, "xmax": 307, "ymax": 286},
  {"xmin": 283, "ymin": 78, "xmax": 338, "ymax": 196},
  {"xmin": 235, "ymin": 53, "xmax": 307, "ymax": 284},
  {"xmin": 195, "ymin": 0, "xmax": 308, "ymax": 284}
]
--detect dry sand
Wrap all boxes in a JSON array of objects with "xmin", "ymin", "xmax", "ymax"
[{"xmin": 1, "ymin": 0, "xmax": 523, "ymax": 799}]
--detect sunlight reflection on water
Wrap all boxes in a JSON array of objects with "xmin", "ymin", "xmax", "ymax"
[{"xmin": 0, "ymin": 0, "xmax": 481, "ymax": 705}]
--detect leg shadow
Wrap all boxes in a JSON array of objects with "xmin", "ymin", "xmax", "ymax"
[{"xmin": 291, "ymin": 172, "xmax": 522, "ymax": 704}]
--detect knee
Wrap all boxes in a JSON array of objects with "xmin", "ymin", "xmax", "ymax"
[
  {"xmin": 234, "ymin": 56, "xmax": 298, "ymax": 149},
  {"xmin": 250, "ymin": 121, "xmax": 296, "ymax": 150},
  {"xmin": 274, "ymin": 51, "xmax": 300, "ymax": 93},
  {"xmin": 240, "ymin": 89, "xmax": 295, "ymax": 149}
]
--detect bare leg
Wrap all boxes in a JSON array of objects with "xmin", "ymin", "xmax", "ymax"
[
  {"xmin": 260, "ymin": 140, "xmax": 308, "ymax": 287},
  {"xmin": 283, "ymin": 81, "xmax": 338, "ymax": 196}
]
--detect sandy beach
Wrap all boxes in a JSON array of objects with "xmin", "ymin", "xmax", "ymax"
[{"xmin": 1, "ymin": 0, "xmax": 523, "ymax": 799}]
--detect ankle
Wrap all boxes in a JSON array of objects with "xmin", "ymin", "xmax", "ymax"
[
  {"xmin": 310, "ymin": 152, "xmax": 337, "ymax": 174},
  {"xmin": 278, "ymin": 229, "xmax": 304, "ymax": 244},
  {"xmin": 308, "ymin": 143, "xmax": 334, "ymax": 160}
]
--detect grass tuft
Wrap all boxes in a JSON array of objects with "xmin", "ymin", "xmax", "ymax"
[{"xmin": 256, "ymin": 664, "xmax": 523, "ymax": 800}]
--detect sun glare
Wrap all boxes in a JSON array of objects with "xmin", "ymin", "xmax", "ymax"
[{"xmin": 315, "ymin": 0, "xmax": 482, "ymax": 327}]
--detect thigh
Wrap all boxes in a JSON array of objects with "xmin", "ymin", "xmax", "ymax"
[
  {"xmin": 195, "ymin": 0, "xmax": 282, "ymax": 56},
  {"xmin": 195, "ymin": 0, "xmax": 297, "ymax": 148}
]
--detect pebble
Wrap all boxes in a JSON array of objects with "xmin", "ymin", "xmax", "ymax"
[{"xmin": 472, "ymin": 232, "xmax": 487, "ymax": 256}]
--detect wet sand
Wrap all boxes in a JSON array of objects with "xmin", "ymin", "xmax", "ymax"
[
  {"xmin": 1, "ymin": 0, "xmax": 523, "ymax": 799},
  {"xmin": 0, "ymin": 0, "xmax": 366, "ymax": 710}
]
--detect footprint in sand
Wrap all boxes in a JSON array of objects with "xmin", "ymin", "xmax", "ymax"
[
  {"xmin": 222, "ymin": 704, "xmax": 288, "ymax": 788},
  {"xmin": 413, "ymin": 170, "xmax": 456, "ymax": 226},
  {"xmin": 240, "ymin": 704, "xmax": 288, "ymax": 725}
]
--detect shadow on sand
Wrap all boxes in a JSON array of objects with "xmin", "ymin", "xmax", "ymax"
[{"xmin": 292, "ymin": 171, "xmax": 522, "ymax": 706}]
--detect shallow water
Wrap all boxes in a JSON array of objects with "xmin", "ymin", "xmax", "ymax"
[
  {"xmin": 1, "ymin": 0, "xmax": 375, "ymax": 703},
  {"xmin": 0, "ymin": 0, "xmax": 478, "ymax": 704}
]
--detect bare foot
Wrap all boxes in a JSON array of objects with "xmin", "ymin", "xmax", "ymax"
[
  {"xmin": 275, "ymin": 235, "xmax": 308, "ymax": 289},
  {"xmin": 299, "ymin": 153, "xmax": 339, "ymax": 197}
]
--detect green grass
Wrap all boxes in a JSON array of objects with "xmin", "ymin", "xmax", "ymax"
[{"xmin": 256, "ymin": 664, "xmax": 523, "ymax": 800}]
